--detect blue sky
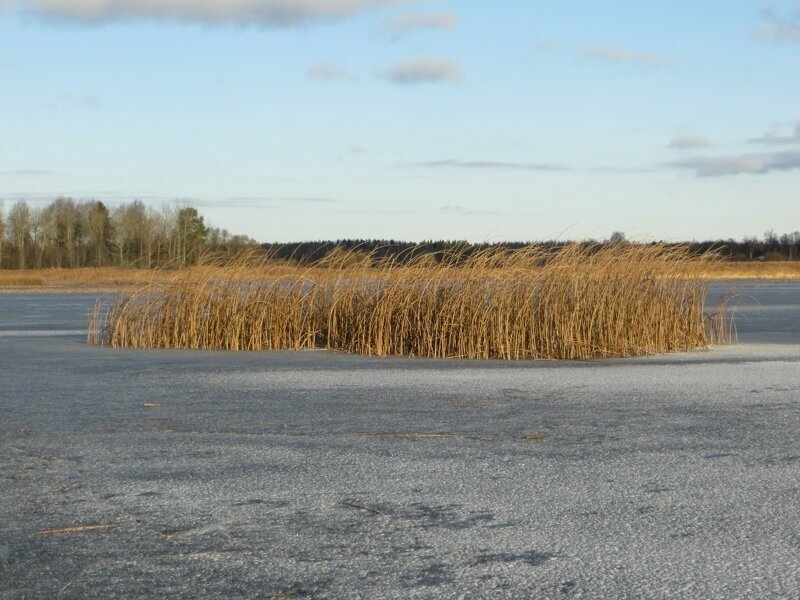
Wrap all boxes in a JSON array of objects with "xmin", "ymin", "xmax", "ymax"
[{"xmin": 1, "ymin": 0, "xmax": 799, "ymax": 242}]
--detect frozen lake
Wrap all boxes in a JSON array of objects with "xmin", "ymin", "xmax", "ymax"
[{"xmin": 1, "ymin": 282, "xmax": 799, "ymax": 598}]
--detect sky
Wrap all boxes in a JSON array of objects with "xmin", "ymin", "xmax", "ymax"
[{"xmin": 1, "ymin": 1, "xmax": 799, "ymax": 243}]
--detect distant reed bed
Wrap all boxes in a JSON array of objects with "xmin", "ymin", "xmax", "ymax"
[{"xmin": 88, "ymin": 244, "xmax": 732, "ymax": 360}]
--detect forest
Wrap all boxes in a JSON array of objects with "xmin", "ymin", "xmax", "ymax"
[
  {"xmin": 0, "ymin": 198, "xmax": 258, "ymax": 269},
  {"xmin": 262, "ymin": 231, "xmax": 800, "ymax": 265},
  {"xmin": 1, "ymin": 198, "xmax": 798, "ymax": 269}
]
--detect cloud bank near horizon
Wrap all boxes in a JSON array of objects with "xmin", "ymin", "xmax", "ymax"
[
  {"xmin": 749, "ymin": 122, "xmax": 800, "ymax": 145},
  {"xmin": 670, "ymin": 149, "xmax": 800, "ymax": 177},
  {"xmin": 412, "ymin": 159, "xmax": 570, "ymax": 172}
]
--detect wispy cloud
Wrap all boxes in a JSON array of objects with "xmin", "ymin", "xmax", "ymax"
[
  {"xmin": 670, "ymin": 149, "xmax": 800, "ymax": 177},
  {"xmin": 439, "ymin": 204, "xmax": 499, "ymax": 216},
  {"xmin": 306, "ymin": 63, "xmax": 355, "ymax": 82},
  {"xmin": 581, "ymin": 44, "xmax": 668, "ymax": 67},
  {"xmin": 668, "ymin": 135, "xmax": 713, "ymax": 150},
  {"xmin": 0, "ymin": 193, "xmax": 341, "ymax": 208},
  {"xmin": 0, "ymin": 191, "xmax": 142, "ymax": 204},
  {"xmin": 42, "ymin": 93, "xmax": 101, "ymax": 112},
  {"xmin": 412, "ymin": 159, "xmax": 570, "ymax": 172},
  {"xmin": 748, "ymin": 122, "xmax": 800, "ymax": 145},
  {"xmin": 218, "ymin": 196, "xmax": 340, "ymax": 207},
  {"xmin": 378, "ymin": 58, "xmax": 462, "ymax": 84},
  {"xmin": 533, "ymin": 39, "xmax": 557, "ymax": 53},
  {"xmin": 64, "ymin": 92, "xmax": 101, "ymax": 109},
  {"xmin": 382, "ymin": 11, "xmax": 457, "ymax": 37},
  {"xmin": 0, "ymin": 169, "xmax": 54, "ymax": 176},
  {"xmin": 9, "ymin": 0, "xmax": 408, "ymax": 26},
  {"xmin": 755, "ymin": 8, "xmax": 800, "ymax": 43}
]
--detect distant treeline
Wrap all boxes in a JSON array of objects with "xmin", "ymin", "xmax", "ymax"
[
  {"xmin": 2, "ymin": 197, "xmax": 798, "ymax": 269},
  {"xmin": 0, "ymin": 198, "xmax": 258, "ymax": 269},
  {"xmin": 687, "ymin": 231, "xmax": 800, "ymax": 261},
  {"xmin": 263, "ymin": 231, "xmax": 800, "ymax": 264}
]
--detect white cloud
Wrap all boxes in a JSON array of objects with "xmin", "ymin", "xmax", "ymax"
[
  {"xmin": 755, "ymin": 9, "xmax": 800, "ymax": 43},
  {"xmin": 9, "ymin": 0, "xmax": 408, "ymax": 26},
  {"xmin": 306, "ymin": 63, "xmax": 354, "ymax": 81},
  {"xmin": 378, "ymin": 58, "xmax": 462, "ymax": 84},
  {"xmin": 382, "ymin": 11, "xmax": 456, "ymax": 35},
  {"xmin": 670, "ymin": 149, "xmax": 800, "ymax": 177},
  {"xmin": 668, "ymin": 135, "xmax": 713, "ymax": 150},
  {"xmin": 581, "ymin": 44, "xmax": 668, "ymax": 67}
]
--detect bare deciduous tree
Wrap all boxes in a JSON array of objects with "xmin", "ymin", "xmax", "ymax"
[
  {"xmin": 0, "ymin": 198, "xmax": 257, "ymax": 269},
  {"xmin": 8, "ymin": 202, "xmax": 31, "ymax": 269}
]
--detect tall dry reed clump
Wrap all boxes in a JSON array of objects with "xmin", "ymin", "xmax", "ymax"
[{"xmin": 88, "ymin": 244, "xmax": 731, "ymax": 360}]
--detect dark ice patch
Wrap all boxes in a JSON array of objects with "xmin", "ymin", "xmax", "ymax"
[
  {"xmin": 471, "ymin": 550, "xmax": 554, "ymax": 567},
  {"xmin": 401, "ymin": 563, "xmax": 454, "ymax": 588}
]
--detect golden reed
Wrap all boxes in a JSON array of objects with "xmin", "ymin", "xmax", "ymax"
[{"xmin": 88, "ymin": 244, "xmax": 733, "ymax": 360}]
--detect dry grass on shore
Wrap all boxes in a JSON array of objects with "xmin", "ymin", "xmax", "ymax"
[
  {"xmin": 0, "ymin": 267, "xmax": 170, "ymax": 290},
  {"xmin": 88, "ymin": 244, "xmax": 733, "ymax": 360},
  {"xmin": 0, "ymin": 257, "xmax": 798, "ymax": 294},
  {"xmin": 696, "ymin": 260, "xmax": 800, "ymax": 280}
]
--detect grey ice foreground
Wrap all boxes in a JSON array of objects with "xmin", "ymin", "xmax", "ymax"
[{"xmin": 1, "ymin": 282, "xmax": 799, "ymax": 599}]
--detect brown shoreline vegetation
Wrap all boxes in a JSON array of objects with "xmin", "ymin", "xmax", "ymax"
[
  {"xmin": 84, "ymin": 244, "xmax": 735, "ymax": 360},
  {"xmin": 0, "ymin": 256, "xmax": 798, "ymax": 294}
]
